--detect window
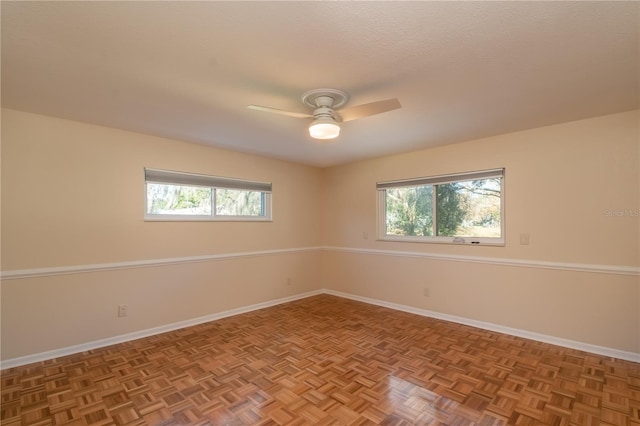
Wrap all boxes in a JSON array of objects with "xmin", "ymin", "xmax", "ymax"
[
  {"xmin": 145, "ymin": 168, "xmax": 272, "ymax": 221},
  {"xmin": 377, "ymin": 169, "xmax": 504, "ymax": 245}
]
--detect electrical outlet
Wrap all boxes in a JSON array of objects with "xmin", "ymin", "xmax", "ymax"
[
  {"xmin": 423, "ymin": 288, "xmax": 429, "ymax": 297},
  {"xmin": 520, "ymin": 233, "xmax": 530, "ymax": 245},
  {"xmin": 117, "ymin": 304, "xmax": 128, "ymax": 317},
  {"xmin": 287, "ymin": 278, "xmax": 292, "ymax": 286}
]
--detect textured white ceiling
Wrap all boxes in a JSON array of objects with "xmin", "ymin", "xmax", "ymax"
[{"xmin": 2, "ymin": 2, "xmax": 638, "ymax": 167}]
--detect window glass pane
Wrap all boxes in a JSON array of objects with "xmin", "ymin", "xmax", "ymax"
[
  {"xmin": 436, "ymin": 183, "xmax": 467, "ymax": 236},
  {"xmin": 436, "ymin": 178, "xmax": 501, "ymax": 238},
  {"xmin": 215, "ymin": 189, "xmax": 264, "ymax": 216},
  {"xmin": 146, "ymin": 183, "xmax": 212, "ymax": 215},
  {"xmin": 385, "ymin": 186, "xmax": 433, "ymax": 236},
  {"xmin": 379, "ymin": 170, "xmax": 503, "ymax": 243}
]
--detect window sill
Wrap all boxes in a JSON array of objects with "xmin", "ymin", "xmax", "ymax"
[
  {"xmin": 144, "ymin": 215, "xmax": 272, "ymax": 222},
  {"xmin": 378, "ymin": 236, "xmax": 505, "ymax": 247}
]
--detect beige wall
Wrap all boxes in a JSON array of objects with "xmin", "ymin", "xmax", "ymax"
[
  {"xmin": 322, "ymin": 109, "xmax": 640, "ymax": 354},
  {"xmin": 322, "ymin": 110, "xmax": 639, "ymax": 265},
  {"xmin": 1, "ymin": 109, "xmax": 324, "ymax": 360},
  {"xmin": 1, "ymin": 109, "xmax": 323, "ymax": 269},
  {"xmin": 2, "ymin": 252, "xmax": 321, "ymax": 359},
  {"xmin": 1, "ymin": 108, "xmax": 639, "ymax": 362}
]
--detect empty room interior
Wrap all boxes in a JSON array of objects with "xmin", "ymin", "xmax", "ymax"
[{"xmin": 1, "ymin": 2, "xmax": 639, "ymax": 425}]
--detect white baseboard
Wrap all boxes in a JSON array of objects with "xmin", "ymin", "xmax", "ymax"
[
  {"xmin": 323, "ymin": 289, "xmax": 640, "ymax": 363},
  {"xmin": 2, "ymin": 288, "xmax": 637, "ymax": 369},
  {"xmin": 0, "ymin": 290, "xmax": 323, "ymax": 370}
]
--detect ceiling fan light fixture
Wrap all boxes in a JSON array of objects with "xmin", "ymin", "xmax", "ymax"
[
  {"xmin": 309, "ymin": 117, "xmax": 340, "ymax": 140},
  {"xmin": 249, "ymin": 88, "xmax": 401, "ymax": 141}
]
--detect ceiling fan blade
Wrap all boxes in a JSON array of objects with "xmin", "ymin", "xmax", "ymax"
[
  {"xmin": 247, "ymin": 105, "xmax": 312, "ymax": 119},
  {"xmin": 338, "ymin": 98, "xmax": 401, "ymax": 122}
]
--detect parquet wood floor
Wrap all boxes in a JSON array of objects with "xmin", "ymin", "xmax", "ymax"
[{"xmin": 1, "ymin": 295, "xmax": 639, "ymax": 425}]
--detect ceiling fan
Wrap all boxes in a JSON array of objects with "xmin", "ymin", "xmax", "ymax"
[{"xmin": 248, "ymin": 89, "xmax": 401, "ymax": 140}]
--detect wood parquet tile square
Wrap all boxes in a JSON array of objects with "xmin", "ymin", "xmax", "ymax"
[{"xmin": 2, "ymin": 295, "xmax": 639, "ymax": 425}]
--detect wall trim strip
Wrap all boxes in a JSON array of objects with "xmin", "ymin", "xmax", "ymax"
[
  {"xmin": 0, "ymin": 290, "xmax": 324, "ymax": 370},
  {"xmin": 0, "ymin": 247, "xmax": 322, "ymax": 280},
  {"xmin": 323, "ymin": 246, "xmax": 640, "ymax": 276},
  {"xmin": 324, "ymin": 289, "xmax": 640, "ymax": 363},
  {"xmin": 2, "ymin": 245, "xmax": 637, "ymax": 280}
]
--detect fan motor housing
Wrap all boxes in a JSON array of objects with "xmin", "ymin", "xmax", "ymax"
[{"xmin": 313, "ymin": 106, "xmax": 339, "ymax": 121}]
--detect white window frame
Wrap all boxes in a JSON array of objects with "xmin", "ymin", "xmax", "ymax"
[
  {"xmin": 144, "ymin": 168, "xmax": 272, "ymax": 221},
  {"xmin": 377, "ymin": 168, "xmax": 505, "ymax": 246}
]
